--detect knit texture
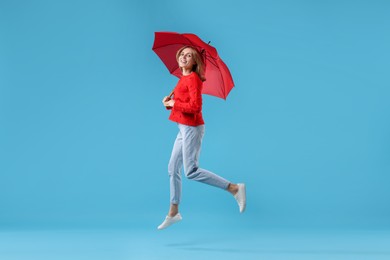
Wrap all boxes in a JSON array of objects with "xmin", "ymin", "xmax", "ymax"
[{"xmin": 168, "ymin": 72, "xmax": 205, "ymax": 126}]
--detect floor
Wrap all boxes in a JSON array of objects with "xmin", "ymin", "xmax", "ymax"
[{"xmin": 1, "ymin": 227, "xmax": 389, "ymax": 259}]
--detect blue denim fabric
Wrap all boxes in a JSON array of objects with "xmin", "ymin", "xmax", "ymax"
[{"xmin": 168, "ymin": 124, "xmax": 230, "ymax": 204}]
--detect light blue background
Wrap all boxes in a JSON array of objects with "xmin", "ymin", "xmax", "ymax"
[{"xmin": 1, "ymin": 0, "xmax": 389, "ymax": 230}]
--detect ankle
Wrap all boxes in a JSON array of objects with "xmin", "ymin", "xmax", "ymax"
[
  {"xmin": 168, "ymin": 204, "xmax": 179, "ymax": 217},
  {"xmin": 228, "ymin": 183, "xmax": 238, "ymax": 195},
  {"xmin": 168, "ymin": 211, "xmax": 178, "ymax": 217}
]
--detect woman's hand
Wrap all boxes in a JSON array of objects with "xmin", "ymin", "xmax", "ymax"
[{"xmin": 162, "ymin": 96, "xmax": 175, "ymax": 108}]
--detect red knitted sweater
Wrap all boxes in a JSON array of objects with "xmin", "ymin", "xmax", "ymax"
[{"xmin": 168, "ymin": 72, "xmax": 205, "ymax": 126}]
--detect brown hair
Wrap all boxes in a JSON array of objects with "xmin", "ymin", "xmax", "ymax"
[{"xmin": 176, "ymin": 46, "xmax": 206, "ymax": 82}]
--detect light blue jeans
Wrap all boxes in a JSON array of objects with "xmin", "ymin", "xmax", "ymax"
[{"xmin": 168, "ymin": 124, "xmax": 231, "ymax": 204}]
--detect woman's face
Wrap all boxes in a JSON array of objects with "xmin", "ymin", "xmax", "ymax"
[{"xmin": 178, "ymin": 48, "xmax": 196, "ymax": 71}]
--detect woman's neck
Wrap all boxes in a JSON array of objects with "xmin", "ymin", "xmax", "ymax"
[{"xmin": 182, "ymin": 68, "xmax": 193, "ymax": 76}]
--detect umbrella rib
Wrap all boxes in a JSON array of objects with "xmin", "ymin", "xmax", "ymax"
[
  {"xmin": 154, "ymin": 47, "xmax": 219, "ymax": 69},
  {"xmin": 205, "ymin": 55, "xmax": 218, "ymax": 67},
  {"xmin": 152, "ymin": 41, "xmax": 193, "ymax": 50},
  {"xmin": 153, "ymin": 39, "xmax": 219, "ymax": 67},
  {"xmin": 153, "ymin": 33, "xmax": 234, "ymax": 99}
]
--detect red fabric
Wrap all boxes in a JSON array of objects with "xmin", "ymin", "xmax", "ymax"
[
  {"xmin": 168, "ymin": 72, "xmax": 205, "ymax": 126},
  {"xmin": 153, "ymin": 32, "xmax": 235, "ymax": 100}
]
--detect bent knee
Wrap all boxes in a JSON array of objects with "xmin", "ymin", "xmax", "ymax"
[{"xmin": 185, "ymin": 167, "xmax": 199, "ymax": 179}]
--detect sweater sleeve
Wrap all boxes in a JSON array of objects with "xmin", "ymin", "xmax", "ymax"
[{"xmin": 173, "ymin": 76, "xmax": 202, "ymax": 114}]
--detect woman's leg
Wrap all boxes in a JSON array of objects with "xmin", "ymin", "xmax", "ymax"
[
  {"xmin": 167, "ymin": 129, "xmax": 183, "ymax": 216},
  {"xmin": 159, "ymin": 124, "xmax": 246, "ymax": 230},
  {"xmin": 157, "ymin": 129, "xmax": 184, "ymax": 229},
  {"xmin": 179, "ymin": 124, "xmax": 231, "ymax": 190}
]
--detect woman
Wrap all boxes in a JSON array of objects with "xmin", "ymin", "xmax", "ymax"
[{"xmin": 158, "ymin": 46, "xmax": 246, "ymax": 230}]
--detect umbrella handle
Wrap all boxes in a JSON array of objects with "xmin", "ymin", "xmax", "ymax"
[{"xmin": 168, "ymin": 89, "xmax": 174, "ymax": 98}]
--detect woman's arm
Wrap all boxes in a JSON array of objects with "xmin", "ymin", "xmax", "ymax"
[
  {"xmin": 162, "ymin": 96, "xmax": 173, "ymax": 109},
  {"xmin": 173, "ymin": 77, "xmax": 202, "ymax": 114}
]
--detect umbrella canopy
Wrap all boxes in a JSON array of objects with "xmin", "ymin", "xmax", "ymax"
[{"xmin": 152, "ymin": 32, "xmax": 234, "ymax": 100}]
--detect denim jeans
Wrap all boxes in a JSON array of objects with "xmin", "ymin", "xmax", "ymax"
[{"xmin": 168, "ymin": 124, "xmax": 230, "ymax": 204}]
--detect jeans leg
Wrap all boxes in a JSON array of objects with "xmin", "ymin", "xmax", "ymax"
[
  {"xmin": 180, "ymin": 124, "xmax": 230, "ymax": 190},
  {"xmin": 168, "ymin": 129, "xmax": 183, "ymax": 204}
]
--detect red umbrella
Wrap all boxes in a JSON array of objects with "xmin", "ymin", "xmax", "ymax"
[{"xmin": 152, "ymin": 32, "xmax": 234, "ymax": 100}]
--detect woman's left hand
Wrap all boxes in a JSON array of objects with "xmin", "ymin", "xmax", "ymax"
[
  {"xmin": 164, "ymin": 99, "xmax": 175, "ymax": 108},
  {"xmin": 162, "ymin": 96, "xmax": 174, "ymax": 108}
]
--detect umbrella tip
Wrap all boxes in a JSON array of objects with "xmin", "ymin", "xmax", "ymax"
[{"xmin": 207, "ymin": 41, "xmax": 211, "ymax": 45}]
